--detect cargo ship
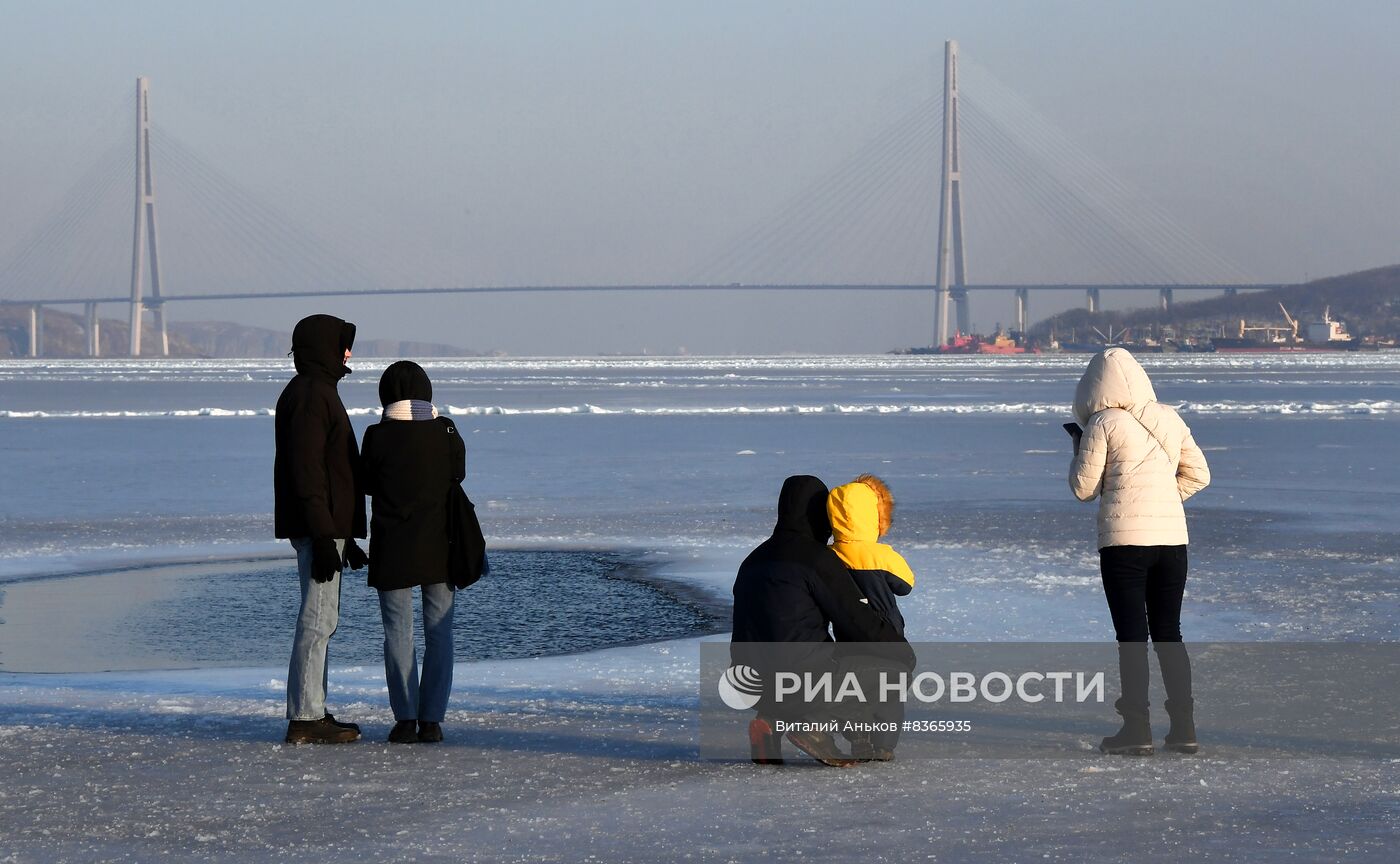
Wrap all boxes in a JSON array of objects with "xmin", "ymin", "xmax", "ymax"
[{"xmin": 1211, "ymin": 303, "xmax": 1357, "ymax": 353}]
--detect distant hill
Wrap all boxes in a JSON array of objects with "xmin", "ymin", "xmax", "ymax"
[
  {"xmin": 1030, "ymin": 265, "xmax": 1400, "ymax": 341},
  {"xmin": 170, "ymin": 320, "xmax": 484, "ymax": 359},
  {"xmin": 0, "ymin": 308, "xmax": 483, "ymax": 358}
]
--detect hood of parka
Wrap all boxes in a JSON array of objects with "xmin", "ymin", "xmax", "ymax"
[
  {"xmin": 378, "ymin": 360, "xmax": 432, "ymax": 406},
  {"xmin": 827, "ymin": 482, "xmax": 879, "ymax": 545},
  {"xmin": 827, "ymin": 482, "xmax": 916, "ymax": 586},
  {"xmin": 773, "ymin": 475, "xmax": 832, "ymax": 544},
  {"xmin": 291, "ymin": 314, "xmax": 356, "ymax": 380},
  {"xmin": 1073, "ymin": 347, "xmax": 1157, "ymax": 426}
]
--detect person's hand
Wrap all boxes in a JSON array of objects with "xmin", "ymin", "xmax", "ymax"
[
  {"xmin": 311, "ymin": 538, "xmax": 341, "ymax": 583},
  {"xmin": 1064, "ymin": 422, "xmax": 1083, "ymax": 454},
  {"xmin": 343, "ymin": 540, "xmax": 369, "ymax": 571}
]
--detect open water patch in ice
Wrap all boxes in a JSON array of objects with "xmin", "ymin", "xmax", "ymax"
[{"xmin": 0, "ymin": 550, "xmax": 725, "ymax": 673}]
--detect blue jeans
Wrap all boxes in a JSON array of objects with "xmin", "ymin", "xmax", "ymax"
[
  {"xmin": 378, "ymin": 582, "xmax": 455, "ymax": 722},
  {"xmin": 286, "ymin": 537, "xmax": 345, "ymax": 721}
]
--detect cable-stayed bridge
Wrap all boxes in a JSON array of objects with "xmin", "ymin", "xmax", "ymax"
[{"xmin": 0, "ymin": 42, "xmax": 1289, "ymax": 356}]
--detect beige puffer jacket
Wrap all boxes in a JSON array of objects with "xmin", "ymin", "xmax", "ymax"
[{"xmin": 1069, "ymin": 348, "xmax": 1210, "ymax": 548}]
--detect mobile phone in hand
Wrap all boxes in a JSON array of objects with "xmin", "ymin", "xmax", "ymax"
[{"xmin": 1063, "ymin": 422, "xmax": 1082, "ymax": 437}]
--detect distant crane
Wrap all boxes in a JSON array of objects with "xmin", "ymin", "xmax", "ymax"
[
  {"xmin": 1234, "ymin": 301, "xmax": 1299, "ymax": 344},
  {"xmin": 1092, "ymin": 324, "xmax": 1128, "ymax": 345}
]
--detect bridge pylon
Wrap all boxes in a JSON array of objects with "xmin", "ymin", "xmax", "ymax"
[
  {"xmin": 27, "ymin": 306, "xmax": 39, "ymax": 358},
  {"xmin": 128, "ymin": 76, "xmax": 168, "ymax": 357},
  {"xmin": 933, "ymin": 40, "xmax": 969, "ymax": 348}
]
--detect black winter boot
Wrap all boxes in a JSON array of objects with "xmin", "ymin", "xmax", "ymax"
[
  {"xmin": 1100, "ymin": 712, "xmax": 1154, "ymax": 755},
  {"xmin": 388, "ymin": 720, "xmax": 419, "ymax": 744},
  {"xmin": 1163, "ymin": 698, "xmax": 1199, "ymax": 754},
  {"xmin": 1155, "ymin": 642, "xmax": 1198, "ymax": 754},
  {"xmin": 1100, "ymin": 692, "xmax": 1154, "ymax": 755},
  {"xmin": 1103, "ymin": 643, "xmax": 1153, "ymax": 755}
]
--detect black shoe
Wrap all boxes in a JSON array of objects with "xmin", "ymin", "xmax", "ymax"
[
  {"xmin": 388, "ymin": 720, "xmax": 419, "ymax": 744},
  {"xmin": 1163, "ymin": 699, "xmax": 1199, "ymax": 754},
  {"xmin": 285, "ymin": 717, "xmax": 359, "ymax": 745},
  {"xmin": 417, "ymin": 721, "xmax": 443, "ymax": 743},
  {"xmin": 784, "ymin": 730, "xmax": 859, "ymax": 767},
  {"xmin": 323, "ymin": 712, "xmax": 361, "ymax": 734},
  {"xmin": 1100, "ymin": 714, "xmax": 1154, "ymax": 756},
  {"xmin": 748, "ymin": 716, "xmax": 784, "ymax": 765}
]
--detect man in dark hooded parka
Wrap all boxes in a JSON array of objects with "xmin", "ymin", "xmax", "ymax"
[{"xmin": 274, "ymin": 313, "xmax": 367, "ymax": 744}]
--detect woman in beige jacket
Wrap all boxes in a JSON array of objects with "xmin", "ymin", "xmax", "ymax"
[{"xmin": 1068, "ymin": 348, "xmax": 1210, "ymax": 755}]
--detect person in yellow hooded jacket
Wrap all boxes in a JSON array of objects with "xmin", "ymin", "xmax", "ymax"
[
  {"xmin": 828, "ymin": 476, "xmax": 915, "ymax": 637},
  {"xmin": 828, "ymin": 475, "xmax": 915, "ymax": 759}
]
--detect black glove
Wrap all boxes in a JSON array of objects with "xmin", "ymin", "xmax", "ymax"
[
  {"xmin": 311, "ymin": 538, "xmax": 341, "ymax": 583},
  {"xmin": 343, "ymin": 540, "xmax": 369, "ymax": 571}
]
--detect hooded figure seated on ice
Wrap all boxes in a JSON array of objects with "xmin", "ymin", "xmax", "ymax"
[{"xmin": 731, "ymin": 475, "xmax": 914, "ymax": 768}]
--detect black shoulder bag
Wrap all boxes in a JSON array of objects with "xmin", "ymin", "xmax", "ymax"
[
  {"xmin": 447, "ymin": 484, "xmax": 487, "ymax": 589},
  {"xmin": 440, "ymin": 417, "xmax": 487, "ymax": 589}
]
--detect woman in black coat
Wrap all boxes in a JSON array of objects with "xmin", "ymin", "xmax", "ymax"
[{"xmin": 361, "ymin": 361, "xmax": 466, "ymax": 743}]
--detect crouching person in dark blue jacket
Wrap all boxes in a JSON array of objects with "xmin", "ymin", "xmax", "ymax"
[{"xmin": 732, "ymin": 475, "xmax": 914, "ymax": 768}]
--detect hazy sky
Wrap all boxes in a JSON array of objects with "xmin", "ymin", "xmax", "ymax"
[{"xmin": 2, "ymin": 1, "xmax": 1397, "ymax": 354}]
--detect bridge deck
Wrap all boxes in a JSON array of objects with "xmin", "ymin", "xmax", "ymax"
[{"xmin": 0, "ymin": 283, "xmax": 1286, "ymax": 307}]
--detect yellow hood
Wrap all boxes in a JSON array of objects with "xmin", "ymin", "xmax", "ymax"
[{"xmin": 827, "ymin": 483, "xmax": 915, "ymax": 587}]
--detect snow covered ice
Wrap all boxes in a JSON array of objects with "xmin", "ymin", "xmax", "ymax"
[
  {"xmin": 2, "ymin": 355, "xmax": 1398, "ymax": 861},
  {"xmin": 2, "ymin": 641, "xmax": 1397, "ymax": 862}
]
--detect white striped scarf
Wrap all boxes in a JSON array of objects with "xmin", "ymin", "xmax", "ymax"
[{"xmin": 383, "ymin": 399, "xmax": 438, "ymax": 421}]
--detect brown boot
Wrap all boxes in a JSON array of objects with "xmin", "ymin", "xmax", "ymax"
[
  {"xmin": 323, "ymin": 712, "xmax": 360, "ymax": 734},
  {"xmin": 785, "ymin": 730, "xmax": 859, "ymax": 767},
  {"xmin": 285, "ymin": 717, "xmax": 359, "ymax": 745},
  {"xmin": 847, "ymin": 733, "xmax": 876, "ymax": 762}
]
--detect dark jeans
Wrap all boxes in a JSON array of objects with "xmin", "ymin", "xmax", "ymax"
[{"xmin": 1100, "ymin": 545, "xmax": 1193, "ymax": 717}]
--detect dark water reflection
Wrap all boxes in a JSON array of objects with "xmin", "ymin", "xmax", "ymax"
[{"xmin": 0, "ymin": 551, "xmax": 724, "ymax": 672}]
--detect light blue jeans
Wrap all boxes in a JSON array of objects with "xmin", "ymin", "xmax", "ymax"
[
  {"xmin": 286, "ymin": 537, "xmax": 345, "ymax": 721},
  {"xmin": 378, "ymin": 582, "xmax": 455, "ymax": 722}
]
